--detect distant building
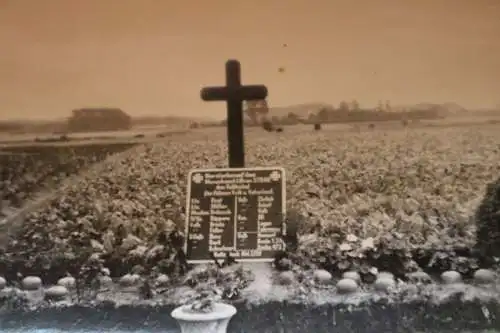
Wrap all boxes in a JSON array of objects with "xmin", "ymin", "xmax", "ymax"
[
  {"xmin": 67, "ymin": 108, "xmax": 132, "ymax": 132},
  {"xmin": 0, "ymin": 121, "xmax": 24, "ymax": 132}
]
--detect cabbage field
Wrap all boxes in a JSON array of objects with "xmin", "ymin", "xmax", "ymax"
[{"xmin": 0, "ymin": 123, "xmax": 499, "ymax": 286}]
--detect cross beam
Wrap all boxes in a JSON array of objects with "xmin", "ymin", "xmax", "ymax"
[{"xmin": 200, "ymin": 60, "xmax": 268, "ymax": 168}]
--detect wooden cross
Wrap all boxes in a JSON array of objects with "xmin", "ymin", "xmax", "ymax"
[{"xmin": 200, "ymin": 60, "xmax": 268, "ymax": 168}]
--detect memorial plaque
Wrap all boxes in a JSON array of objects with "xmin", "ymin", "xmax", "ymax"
[{"xmin": 184, "ymin": 167, "xmax": 286, "ymax": 263}]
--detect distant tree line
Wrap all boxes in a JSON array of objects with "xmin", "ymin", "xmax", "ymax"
[{"xmin": 241, "ymin": 99, "xmax": 447, "ymax": 127}]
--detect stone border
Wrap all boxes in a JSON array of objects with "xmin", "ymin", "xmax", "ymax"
[
  {"xmin": 1, "ymin": 265, "xmax": 499, "ymax": 332},
  {"xmin": 0, "ymin": 299, "xmax": 498, "ymax": 333}
]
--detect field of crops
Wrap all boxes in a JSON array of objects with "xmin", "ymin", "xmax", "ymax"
[
  {"xmin": 0, "ymin": 122, "xmax": 497, "ymax": 289},
  {"xmin": 0, "ymin": 143, "xmax": 139, "ymax": 218}
]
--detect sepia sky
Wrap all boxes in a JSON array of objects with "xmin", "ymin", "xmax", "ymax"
[{"xmin": 0, "ymin": 0, "xmax": 499, "ymax": 120}]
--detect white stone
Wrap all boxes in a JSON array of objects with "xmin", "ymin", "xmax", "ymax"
[
  {"xmin": 377, "ymin": 272, "xmax": 394, "ymax": 280},
  {"xmin": 171, "ymin": 302, "xmax": 236, "ymax": 333},
  {"xmin": 57, "ymin": 276, "xmax": 76, "ymax": 289},
  {"xmin": 101, "ymin": 267, "xmax": 111, "ymax": 276},
  {"xmin": 336, "ymin": 278, "xmax": 358, "ymax": 294},
  {"xmin": 156, "ymin": 274, "xmax": 170, "ymax": 287},
  {"xmin": 342, "ymin": 271, "xmax": 361, "ymax": 282},
  {"xmin": 120, "ymin": 273, "xmax": 140, "ymax": 287},
  {"xmin": 45, "ymin": 286, "xmax": 69, "ymax": 300},
  {"xmin": 441, "ymin": 271, "xmax": 462, "ymax": 284},
  {"xmin": 277, "ymin": 271, "xmax": 295, "ymax": 285},
  {"xmin": 313, "ymin": 269, "xmax": 332, "ymax": 284},
  {"xmin": 22, "ymin": 276, "xmax": 42, "ymax": 290},
  {"xmin": 474, "ymin": 269, "xmax": 496, "ymax": 284},
  {"xmin": 0, "ymin": 277, "xmax": 6, "ymax": 289},
  {"xmin": 407, "ymin": 271, "xmax": 431, "ymax": 284},
  {"xmin": 374, "ymin": 277, "xmax": 395, "ymax": 292}
]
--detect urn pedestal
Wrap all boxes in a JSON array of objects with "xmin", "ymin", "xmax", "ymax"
[{"xmin": 171, "ymin": 302, "xmax": 237, "ymax": 333}]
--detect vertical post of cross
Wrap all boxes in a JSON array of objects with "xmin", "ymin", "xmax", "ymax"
[
  {"xmin": 225, "ymin": 61, "xmax": 245, "ymax": 168},
  {"xmin": 201, "ymin": 60, "xmax": 268, "ymax": 168}
]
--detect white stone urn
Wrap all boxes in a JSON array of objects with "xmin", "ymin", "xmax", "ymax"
[{"xmin": 171, "ymin": 302, "xmax": 237, "ymax": 333}]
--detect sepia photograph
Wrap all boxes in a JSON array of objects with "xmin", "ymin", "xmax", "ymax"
[{"xmin": 0, "ymin": 0, "xmax": 499, "ymax": 332}]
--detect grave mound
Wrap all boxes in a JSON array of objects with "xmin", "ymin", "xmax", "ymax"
[{"xmin": 2, "ymin": 60, "xmax": 500, "ymax": 332}]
